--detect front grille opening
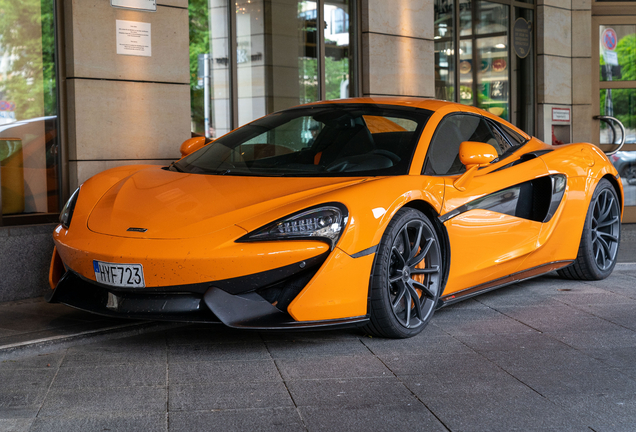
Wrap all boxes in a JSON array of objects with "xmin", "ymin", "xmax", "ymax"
[{"xmin": 257, "ymin": 267, "xmax": 319, "ymax": 313}]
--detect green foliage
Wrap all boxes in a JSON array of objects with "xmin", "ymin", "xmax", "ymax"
[
  {"xmin": 600, "ymin": 34, "xmax": 636, "ymax": 129},
  {"xmin": 0, "ymin": 0, "xmax": 56, "ymax": 120},
  {"xmin": 325, "ymin": 57, "xmax": 349, "ymax": 100}
]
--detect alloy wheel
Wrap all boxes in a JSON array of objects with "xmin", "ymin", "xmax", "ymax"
[
  {"xmin": 387, "ymin": 219, "xmax": 441, "ymax": 329},
  {"xmin": 591, "ymin": 189, "xmax": 621, "ymax": 271}
]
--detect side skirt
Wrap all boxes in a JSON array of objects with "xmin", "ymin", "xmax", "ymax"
[{"xmin": 437, "ymin": 260, "xmax": 573, "ymax": 308}]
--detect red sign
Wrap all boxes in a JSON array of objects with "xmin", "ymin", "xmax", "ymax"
[
  {"xmin": 492, "ymin": 58, "xmax": 507, "ymax": 72},
  {"xmin": 552, "ymin": 107, "xmax": 570, "ymax": 122},
  {"xmin": 602, "ymin": 28, "xmax": 618, "ymax": 51},
  {"xmin": 0, "ymin": 101, "xmax": 15, "ymax": 111}
]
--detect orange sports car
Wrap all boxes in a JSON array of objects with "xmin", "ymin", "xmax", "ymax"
[{"xmin": 47, "ymin": 98, "xmax": 624, "ymax": 338}]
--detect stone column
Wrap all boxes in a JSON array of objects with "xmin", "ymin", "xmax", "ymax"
[
  {"xmin": 360, "ymin": 0, "xmax": 435, "ymax": 98},
  {"xmin": 571, "ymin": 0, "xmax": 593, "ymax": 143},
  {"xmin": 537, "ymin": 0, "xmax": 573, "ymax": 143},
  {"xmin": 63, "ymin": 0, "xmax": 191, "ymax": 189}
]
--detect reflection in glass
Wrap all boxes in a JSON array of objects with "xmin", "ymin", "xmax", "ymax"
[
  {"xmin": 459, "ymin": 0, "xmax": 472, "ymax": 37},
  {"xmin": 475, "ymin": 1, "xmax": 507, "ymax": 35},
  {"xmin": 610, "ymin": 150, "xmax": 636, "ymax": 207},
  {"xmin": 599, "ymin": 25, "xmax": 636, "ymax": 83},
  {"xmin": 236, "ymin": 0, "xmax": 267, "ymax": 126},
  {"xmin": 324, "ymin": 0, "xmax": 353, "ymax": 100},
  {"xmin": 0, "ymin": 0, "xmax": 59, "ymax": 219},
  {"xmin": 299, "ymin": 1, "xmax": 319, "ymax": 104},
  {"xmin": 434, "ymin": 0, "xmax": 455, "ymax": 101},
  {"xmin": 459, "ymin": 39, "xmax": 473, "ymax": 105},
  {"xmin": 477, "ymin": 34, "xmax": 509, "ymax": 119},
  {"xmin": 600, "ymin": 89, "xmax": 636, "ymax": 207},
  {"xmin": 189, "ymin": 0, "xmax": 231, "ymax": 138},
  {"xmin": 475, "ymin": 2, "xmax": 509, "ymax": 120},
  {"xmin": 515, "ymin": 8, "xmax": 534, "ymax": 135},
  {"xmin": 600, "ymin": 89, "xmax": 636, "ymax": 143}
]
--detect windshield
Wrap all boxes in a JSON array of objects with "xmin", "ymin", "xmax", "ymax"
[{"xmin": 173, "ymin": 104, "xmax": 432, "ymax": 177}]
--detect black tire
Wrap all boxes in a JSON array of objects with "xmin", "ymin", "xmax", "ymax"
[
  {"xmin": 558, "ymin": 178, "xmax": 621, "ymax": 281},
  {"xmin": 363, "ymin": 208, "xmax": 443, "ymax": 338}
]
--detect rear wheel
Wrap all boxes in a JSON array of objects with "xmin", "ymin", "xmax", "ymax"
[
  {"xmin": 558, "ymin": 178, "xmax": 621, "ymax": 280},
  {"xmin": 363, "ymin": 208, "xmax": 443, "ymax": 338}
]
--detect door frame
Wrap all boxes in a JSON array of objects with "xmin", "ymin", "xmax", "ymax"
[{"xmin": 591, "ymin": 14, "xmax": 636, "ymax": 222}]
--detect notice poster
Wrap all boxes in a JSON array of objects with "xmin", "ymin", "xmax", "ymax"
[{"xmin": 116, "ymin": 20, "xmax": 151, "ymax": 57}]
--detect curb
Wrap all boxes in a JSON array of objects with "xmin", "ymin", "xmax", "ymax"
[
  {"xmin": 615, "ymin": 262, "xmax": 636, "ymax": 271},
  {"xmin": 0, "ymin": 321, "xmax": 184, "ymax": 361}
]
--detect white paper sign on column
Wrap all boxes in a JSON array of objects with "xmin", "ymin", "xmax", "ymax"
[{"xmin": 116, "ymin": 20, "xmax": 151, "ymax": 57}]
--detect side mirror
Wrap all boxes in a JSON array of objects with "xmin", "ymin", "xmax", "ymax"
[
  {"xmin": 454, "ymin": 141, "xmax": 497, "ymax": 191},
  {"xmin": 179, "ymin": 137, "xmax": 207, "ymax": 158},
  {"xmin": 458, "ymin": 141, "xmax": 497, "ymax": 168}
]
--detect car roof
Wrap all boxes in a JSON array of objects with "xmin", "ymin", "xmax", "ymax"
[{"xmin": 300, "ymin": 97, "xmax": 531, "ymax": 140}]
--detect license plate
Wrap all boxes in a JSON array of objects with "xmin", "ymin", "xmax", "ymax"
[{"xmin": 93, "ymin": 260, "xmax": 145, "ymax": 288}]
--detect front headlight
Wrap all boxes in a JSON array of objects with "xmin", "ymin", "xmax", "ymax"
[
  {"xmin": 238, "ymin": 203, "xmax": 348, "ymax": 249},
  {"xmin": 60, "ymin": 188, "xmax": 80, "ymax": 229}
]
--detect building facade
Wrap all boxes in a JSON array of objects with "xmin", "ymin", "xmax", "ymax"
[{"xmin": 0, "ymin": 0, "xmax": 634, "ymax": 301}]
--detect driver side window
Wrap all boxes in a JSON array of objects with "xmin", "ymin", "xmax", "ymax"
[{"xmin": 423, "ymin": 114, "xmax": 502, "ymax": 176}]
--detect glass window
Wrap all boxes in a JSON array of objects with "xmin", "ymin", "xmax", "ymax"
[
  {"xmin": 189, "ymin": 0, "xmax": 231, "ymax": 139},
  {"xmin": 474, "ymin": 2, "xmax": 509, "ymax": 119},
  {"xmin": 597, "ymin": 27, "xmax": 636, "ymax": 210},
  {"xmin": 498, "ymin": 121, "xmax": 529, "ymax": 145},
  {"xmin": 435, "ymin": 0, "xmax": 455, "ymax": 100},
  {"xmin": 190, "ymin": 0, "xmax": 357, "ymax": 138},
  {"xmin": 325, "ymin": 0, "xmax": 353, "ymax": 100},
  {"xmin": 600, "ymin": 88, "xmax": 636, "ymax": 143},
  {"xmin": 424, "ymin": 114, "xmax": 502, "ymax": 176},
  {"xmin": 599, "ymin": 25, "xmax": 636, "ymax": 83},
  {"xmin": 0, "ymin": 0, "xmax": 60, "ymax": 225},
  {"xmin": 514, "ymin": 8, "xmax": 534, "ymax": 135},
  {"xmin": 432, "ymin": 0, "xmax": 534, "ymax": 135},
  {"xmin": 175, "ymin": 105, "xmax": 431, "ymax": 177}
]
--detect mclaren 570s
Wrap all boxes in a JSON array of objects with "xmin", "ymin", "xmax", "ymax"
[{"xmin": 47, "ymin": 98, "xmax": 623, "ymax": 338}]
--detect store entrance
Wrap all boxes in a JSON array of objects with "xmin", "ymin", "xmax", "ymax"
[
  {"xmin": 434, "ymin": 0, "xmax": 535, "ymax": 136},
  {"xmin": 593, "ymin": 17, "xmax": 636, "ymax": 223}
]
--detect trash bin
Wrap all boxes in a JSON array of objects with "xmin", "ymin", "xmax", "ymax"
[{"xmin": 0, "ymin": 138, "xmax": 25, "ymax": 215}]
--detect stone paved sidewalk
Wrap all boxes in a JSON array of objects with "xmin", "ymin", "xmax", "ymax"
[{"xmin": 1, "ymin": 267, "xmax": 636, "ymax": 432}]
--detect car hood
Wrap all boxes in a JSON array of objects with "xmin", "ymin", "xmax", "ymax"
[{"xmin": 87, "ymin": 167, "xmax": 366, "ymax": 239}]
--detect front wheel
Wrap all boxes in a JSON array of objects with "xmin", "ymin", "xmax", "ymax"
[
  {"xmin": 363, "ymin": 208, "xmax": 443, "ymax": 338},
  {"xmin": 558, "ymin": 178, "xmax": 621, "ymax": 280}
]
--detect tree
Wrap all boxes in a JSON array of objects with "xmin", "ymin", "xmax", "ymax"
[
  {"xmin": 0, "ymin": 0, "xmax": 56, "ymax": 120},
  {"xmin": 600, "ymin": 33, "xmax": 636, "ymax": 132},
  {"xmin": 188, "ymin": 0, "xmax": 210, "ymax": 134}
]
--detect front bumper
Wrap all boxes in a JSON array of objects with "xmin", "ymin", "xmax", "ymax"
[{"xmin": 47, "ymin": 263, "xmax": 369, "ymax": 330}]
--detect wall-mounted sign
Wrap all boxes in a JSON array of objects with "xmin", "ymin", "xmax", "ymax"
[
  {"xmin": 116, "ymin": 20, "xmax": 151, "ymax": 57},
  {"xmin": 552, "ymin": 107, "xmax": 571, "ymax": 122},
  {"xmin": 111, "ymin": 0, "xmax": 156, "ymax": 12},
  {"xmin": 603, "ymin": 51, "xmax": 619, "ymax": 66},
  {"xmin": 513, "ymin": 17, "xmax": 532, "ymax": 59}
]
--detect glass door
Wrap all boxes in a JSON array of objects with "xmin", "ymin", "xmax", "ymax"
[
  {"xmin": 434, "ymin": 0, "xmax": 535, "ymax": 135},
  {"xmin": 593, "ymin": 17, "xmax": 636, "ymax": 222}
]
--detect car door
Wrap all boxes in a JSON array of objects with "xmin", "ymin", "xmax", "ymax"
[{"xmin": 422, "ymin": 113, "xmax": 550, "ymax": 295}]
